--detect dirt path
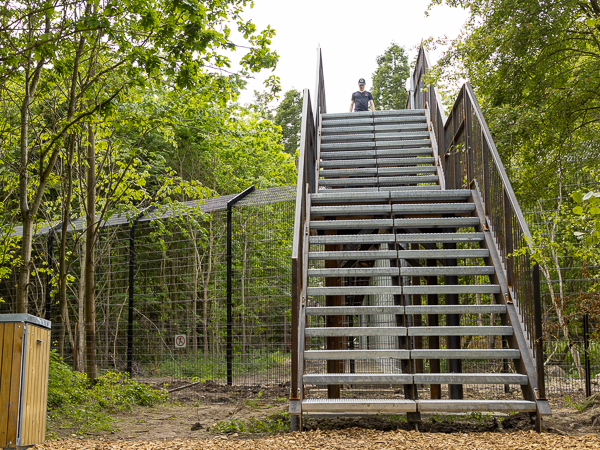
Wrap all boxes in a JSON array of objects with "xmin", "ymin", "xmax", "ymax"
[{"xmin": 33, "ymin": 429, "xmax": 600, "ymax": 449}]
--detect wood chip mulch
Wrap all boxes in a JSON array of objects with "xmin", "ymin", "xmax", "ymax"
[{"xmin": 33, "ymin": 429, "xmax": 600, "ymax": 449}]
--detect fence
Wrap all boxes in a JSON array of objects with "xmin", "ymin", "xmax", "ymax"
[{"xmin": 0, "ymin": 185, "xmax": 296, "ymax": 392}]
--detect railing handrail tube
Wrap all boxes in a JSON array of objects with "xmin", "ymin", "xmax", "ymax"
[{"xmin": 463, "ymin": 83, "xmax": 533, "ymax": 243}]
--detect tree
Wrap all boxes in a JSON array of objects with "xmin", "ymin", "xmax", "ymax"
[
  {"xmin": 427, "ymin": 0, "xmax": 600, "ymax": 210},
  {"xmin": 0, "ymin": 0, "xmax": 278, "ymax": 381},
  {"xmin": 371, "ymin": 43, "xmax": 410, "ymax": 110},
  {"xmin": 273, "ymin": 89, "xmax": 302, "ymax": 155}
]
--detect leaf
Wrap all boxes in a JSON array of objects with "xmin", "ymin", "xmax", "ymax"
[
  {"xmin": 572, "ymin": 191, "xmax": 583, "ymax": 203},
  {"xmin": 572, "ymin": 206, "xmax": 584, "ymax": 215},
  {"xmin": 583, "ymin": 191, "xmax": 594, "ymax": 201},
  {"xmin": 589, "ymin": 206, "xmax": 600, "ymax": 216}
]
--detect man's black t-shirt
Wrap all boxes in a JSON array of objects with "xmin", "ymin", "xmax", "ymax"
[{"xmin": 352, "ymin": 90, "xmax": 373, "ymax": 111}]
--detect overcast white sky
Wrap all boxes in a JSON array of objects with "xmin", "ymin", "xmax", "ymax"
[{"xmin": 235, "ymin": 0, "xmax": 469, "ymax": 113}]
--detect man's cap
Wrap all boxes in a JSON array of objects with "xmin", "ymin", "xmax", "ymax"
[{"xmin": 358, "ymin": 78, "xmax": 366, "ymax": 85}]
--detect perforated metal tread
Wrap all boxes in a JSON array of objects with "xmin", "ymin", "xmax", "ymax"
[{"xmin": 302, "ymin": 398, "xmax": 418, "ymax": 413}]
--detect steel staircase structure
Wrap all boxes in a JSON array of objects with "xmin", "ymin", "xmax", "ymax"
[{"xmin": 289, "ymin": 47, "xmax": 551, "ymax": 432}]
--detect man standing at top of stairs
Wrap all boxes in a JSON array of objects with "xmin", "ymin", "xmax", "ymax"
[{"xmin": 350, "ymin": 78, "xmax": 375, "ymax": 112}]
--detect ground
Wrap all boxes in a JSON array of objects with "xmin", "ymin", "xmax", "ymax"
[{"xmin": 37, "ymin": 381, "xmax": 600, "ymax": 449}]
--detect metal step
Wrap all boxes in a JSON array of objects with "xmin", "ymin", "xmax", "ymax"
[
  {"xmin": 416, "ymin": 400, "xmax": 536, "ymax": 413},
  {"xmin": 405, "ymin": 304, "xmax": 506, "ymax": 315},
  {"xmin": 321, "ymin": 126, "xmax": 374, "ymax": 134},
  {"xmin": 394, "ymin": 217, "xmax": 480, "ymax": 228},
  {"xmin": 375, "ymin": 123, "xmax": 429, "ymax": 132},
  {"xmin": 397, "ymin": 249, "xmax": 489, "ymax": 259},
  {"xmin": 308, "ymin": 267, "xmax": 400, "ymax": 278},
  {"xmin": 302, "ymin": 398, "xmax": 417, "ymax": 413},
  {"xmin": 320, "ymin": 159, "xmax": 377, "ymax": 168},
  {"xmin": 376, "ymin": 148, "xmax": 433, "ymax": 157},
  {"xmin": 396, "ymin": 233, "xmax": 484, "ymax": 244},
  {"xmin": 403, "ymin": 285, "xmax": 501, "ymax": 295},
  {"xmin": 309, "ymin": 234, "xmax": 396, "ymax": 245},
  {"xmin": 378, "ymin": 175, "xmax": 439, "ymax": 185},
  {"xmin": 311, "ymin": 205, "xmax": 391, "ymax": 215},
  {"xmin": 308, "ymin": 250, "xmax": 397, "ymax": 260},
  {"xmin": 392, "ymin": 203, "xmax": 475, "ymax": 213},
  {"xmin": 411, "ymin": 349, "xmax": 520, "ymax": 359},
  {"xmin": 304, "ymin": 374, "xmax": 413, "ymax": 385},
  {"xmin": 304, "ymin": 349, "xmax": 409, "ymax": 360},
  {"xmin": 376, "ymin": 157, "xmax": 436, "ymax": 166},
  {"xmin": 306, "ymin": 305, "xmax": 404, "ymax": 315},
  {"xmin": 389, "ymin": 189, "xmax": 471, "ymax": 201},
  {"xmin": 321, "ymin": 142, "xmax": 376, "ymax": 151},
  {"xmin": 379, "ymin": 185, "xmax": 442, "ymax": 192},
  {"xmin": 305, "ymin": 327, "xmax": 407, "ymax": 337},
  {"xmin": 407, "ymin": 326, "xmax": 513, "ymax": 336},
  {"xmin": 311, "ymin": 191, "xmax": 390, "ymax": 204},
  {"xmin": 310, "ymin": 219, "xmax": 393, "ymax": 230},
  {"xmin": 321, "ymin": 133, "xmax": 375, "ymax": 141},
  {"xmin": 319, "ymin": 150, "xmax": 376, "ymax": 160},
  {"xmin": 376, "ymin": 139, "xmax": 432, "ymax": 148},
  {"xmin": 318, "ymin": 177, "xmax": 378, "ymax": 187},
  {"xmin": 414, "ymin": 262, "xmax": 493, "ymax": 275},
  {"xmin": 320, "ymin": 168, "xmax": 379, "ymax": 178},
  {"xmin": 413, "ymin": 373, "xmax": 528, "ymax": 385},
  {"xmin": 375, "ymin": 131, "xmax": 430, "ymax": 140},
  {"xmin": 378, "ymin": 166, "xmax": 438, "ymax": 175},
  {"xmin": 307, "ymin": 286, "xmax": 401, "ymax": 296}
]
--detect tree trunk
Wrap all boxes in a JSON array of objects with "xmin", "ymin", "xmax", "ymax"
[
  {"xmin": 78, "ymin": 238, "xmax": 87, "ymax": 372},
  {"xmin": 85, "ymin": 125, "xmax": 97, "ymax": 382}
]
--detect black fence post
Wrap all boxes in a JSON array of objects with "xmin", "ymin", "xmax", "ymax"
[
  {"xmin": 226, "ymin": 186, "xmax": 255, "ymax": 386},
  {"xmin": 584, "ymin": 314, "xmax": 591, "ymax": 398},
  {"xmin": 127, "ymin": 206, "xmax": 156, "ymax": 377},
  {"xmin": 127, "ymin": 221, "xmax": 135, "ymax": 377}
]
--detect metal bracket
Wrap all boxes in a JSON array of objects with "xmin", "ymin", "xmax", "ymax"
[{"xmin": 289, "ymin": 400, "xmax": 302, "ymax": 414}]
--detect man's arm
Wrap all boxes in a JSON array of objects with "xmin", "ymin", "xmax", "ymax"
[
  {"xmin": 369, "ymin": 99, "xmax": 375, "ymax": 112},
  {"xmin": 349, "ymin": 100, "xmax": 354, "ymax": 112}
]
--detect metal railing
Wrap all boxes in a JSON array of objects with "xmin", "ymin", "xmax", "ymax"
[
  {"xmin": 408, "ymin": 47, "xmax": 545, "ymax": 400},
  {"xmin": 290, "ymin": 47, "xmax": 325, "ymax": 424},
  {"xmin": 406, "ymin": 49, "xmax": 447, "ymax": 182}
]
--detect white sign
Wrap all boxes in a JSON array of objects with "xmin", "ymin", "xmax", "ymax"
[{"xmin": 174, "ymin": 334, "xmax": 187, "ymax": 348}]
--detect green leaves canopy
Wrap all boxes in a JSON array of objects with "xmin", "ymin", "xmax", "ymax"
[{"xmin": 371, "ymin": 43, "xmax": 410, "ymax": 111}]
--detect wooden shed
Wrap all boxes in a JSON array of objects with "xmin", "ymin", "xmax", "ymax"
[{"xmin": 0, "ymin": 315, "xmax": 51, "ymax": 449}]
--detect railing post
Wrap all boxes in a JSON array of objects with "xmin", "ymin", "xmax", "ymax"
[
  {"xmin": 503, "ymin": 190, "xmax": 514, "ymax": 288},
  {"xmin": 45, "ymin": 228, "xmax": 56, "ymax": 322},
  {"xmin": 533, "ymin": 264, "xmax": 545, "ymax": 400}
]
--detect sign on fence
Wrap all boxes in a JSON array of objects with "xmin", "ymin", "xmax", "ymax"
[{"xmin": 174, "ymin": 334, "xmax": 186, "ymax": 348}]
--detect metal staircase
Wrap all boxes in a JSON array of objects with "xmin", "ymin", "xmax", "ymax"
[{"xmin": 289, "ymin": 47, "xmax": 551, "ymax": 431}]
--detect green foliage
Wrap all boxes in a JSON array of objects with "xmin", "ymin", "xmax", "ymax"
[
  {"xmin": 371, "ymin": 43, "xmax": 410, "ymax": 110},
  {"xmin": 427, "ymin": 0, "xmax": 600, "ymax": 209},
  {"xmin": 47, "ymin": 351, "xmax": 166, "ymax": 434},
  {"xmin": 211, "ymin": 411, "xmax": 290, "ymax": 434},
  {"xmin": 273, "ymin": 89, "xmax": 302, "ymax": 155}
]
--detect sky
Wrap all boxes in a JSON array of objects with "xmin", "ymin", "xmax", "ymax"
[{"xmin": 235, "ymin": 0, "xmax": 469, "ymax": 113}]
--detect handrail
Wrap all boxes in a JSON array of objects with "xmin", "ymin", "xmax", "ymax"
[
  {"xmin": 290, "ymin": 47, "xmax": 325, "ymax": 429},
  {"xmin": 408, "ymin": 46, "xmax": 544, "ymax": 398},
  {"xmin": 407, "ymin": 48, "xmax": 448, "ymax": 183}
]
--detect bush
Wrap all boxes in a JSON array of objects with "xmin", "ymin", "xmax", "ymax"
[{"xmin": 47, "ymin": 350, "xmax": 167, "ymax": 436}]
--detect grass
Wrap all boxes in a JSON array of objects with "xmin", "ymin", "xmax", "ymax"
[
  {"xmin": 47, "ymin": 350, "xmax": 167, "ymax": 437},
  {"xmin": 154, "ymin": 350, "xmax": 289, "ymax": 379},
  {"xmin": 211, "ymin": 411, "xmax": 291, "ymax": 434}
]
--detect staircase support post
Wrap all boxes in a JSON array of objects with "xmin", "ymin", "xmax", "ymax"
[
  {"xmin": 444, "ymin": 237, "xmax": 463, "ymax": 399},
  {"xmin": 427, "ymin": 257, "xmax": 441, "ymax": 399}
]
